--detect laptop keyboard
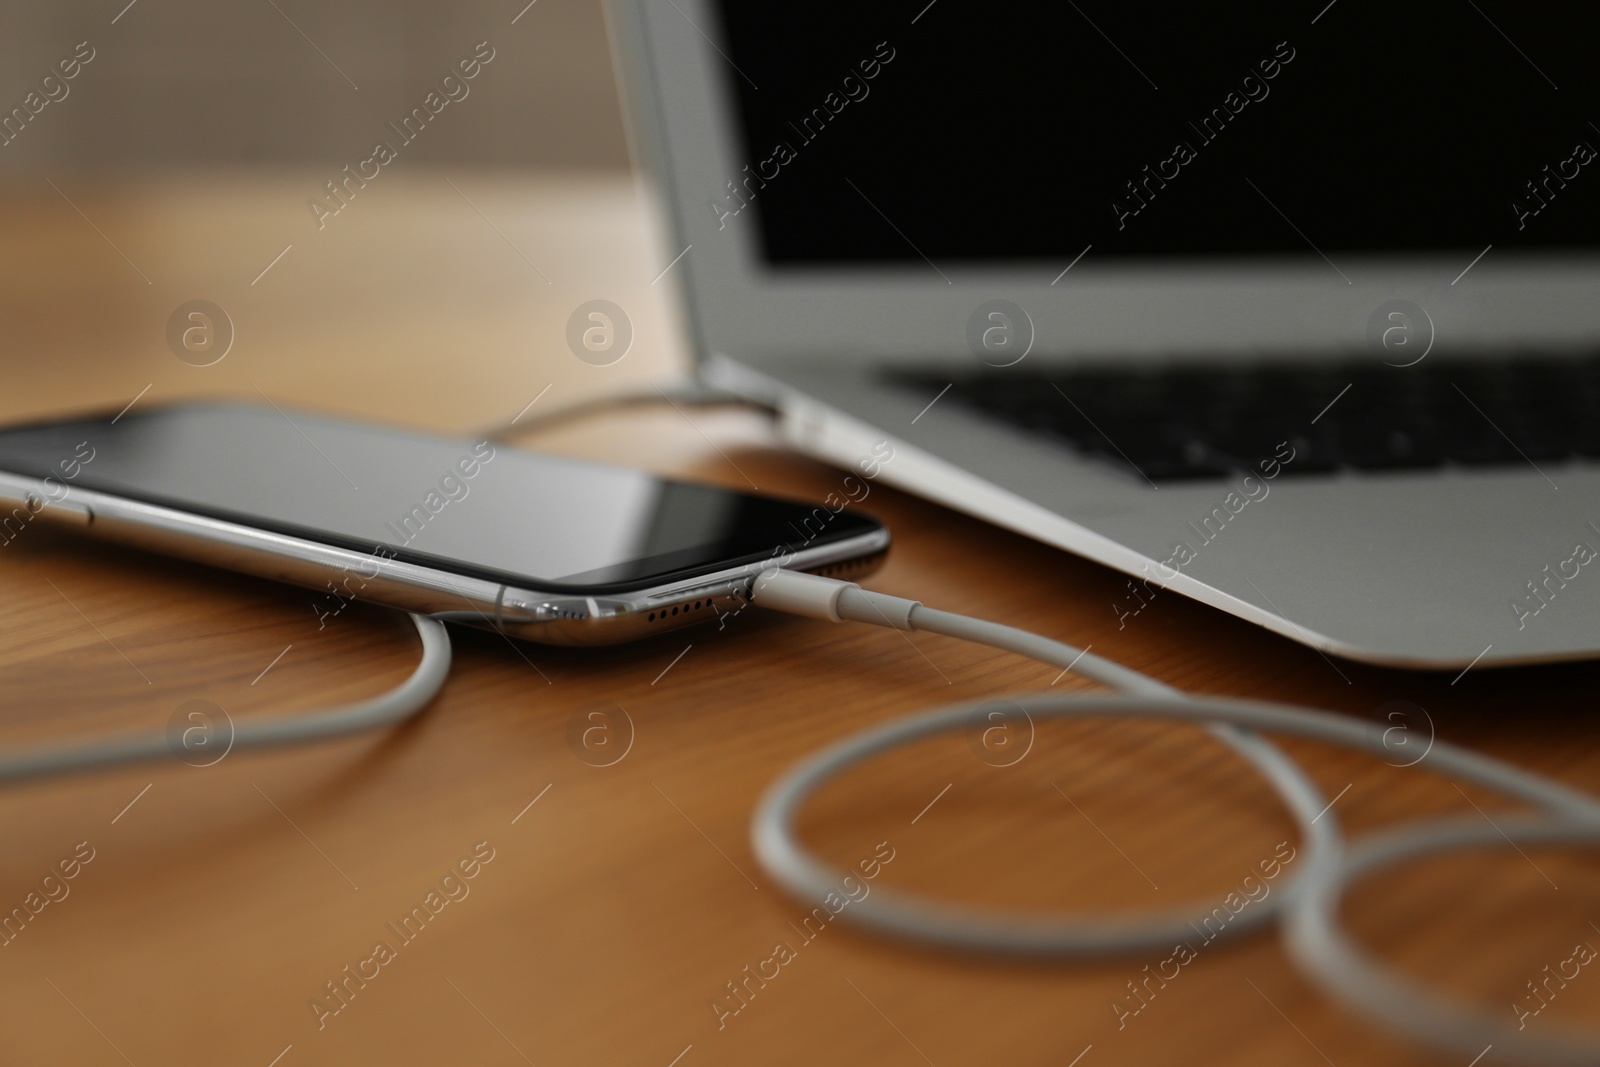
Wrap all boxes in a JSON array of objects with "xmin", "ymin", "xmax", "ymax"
[{"xmin": 891, "ymin": 355, "xmax": 1600, "ymax": 482}]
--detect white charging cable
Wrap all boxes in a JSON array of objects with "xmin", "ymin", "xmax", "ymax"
[
  {"xmin": 748, "ymin": 568, "xmax": 1600, "ymax": 1067},
  {"xmin": 0, "ymin": 613, "xmax": 451, "ymax": 784},
  {"xmin": 11, "ymin": 567, "xmax": 1600, "ymax": 1061}
]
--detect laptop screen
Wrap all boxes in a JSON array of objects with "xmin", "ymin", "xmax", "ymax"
[{"xmin": 710, "ymin": 1, "xmax": 1599, "ymax": 266}]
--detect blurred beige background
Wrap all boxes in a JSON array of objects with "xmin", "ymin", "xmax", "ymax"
[
  {"xmin": 0, "ymin": 0, "xmax": 692, "ymax": 438},
  {"xmin": 0, "ymin": 0, "xmax": 631, "ymax": 171}
]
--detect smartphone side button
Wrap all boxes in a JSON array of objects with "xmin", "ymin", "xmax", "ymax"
[{"xmin": 33, "ymin": 496, "xmax": 93, "ymax": 526}]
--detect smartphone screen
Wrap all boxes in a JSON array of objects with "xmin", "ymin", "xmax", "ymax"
[{"xmin": 0, "ymin": 403, "xmax": 882, "ymax": 592}]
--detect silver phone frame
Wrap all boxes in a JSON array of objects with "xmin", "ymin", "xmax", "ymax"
[{"xmin": 0, "ymin": 470, "xmax": 889, "ymax": 647}]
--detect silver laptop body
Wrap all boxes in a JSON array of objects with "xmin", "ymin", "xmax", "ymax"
[{"xmin": 606, "ymin": 0, "xmax": 1600, "ymax": 668}]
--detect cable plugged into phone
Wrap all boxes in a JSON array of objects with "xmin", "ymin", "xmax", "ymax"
[
  {"xmin": 747, "ymin": 567, "xmax": 1600, "ymax": 1067},
  {"xmin": 754, "ymin": 568, "xmax": 916, "ymax": 628}
]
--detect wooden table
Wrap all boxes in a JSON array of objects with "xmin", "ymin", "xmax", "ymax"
[{"xmin": 2, "ymin": 172, "xmax": 1598, "ymax": 1067}]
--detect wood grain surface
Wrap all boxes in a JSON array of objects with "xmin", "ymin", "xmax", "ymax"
[{"xmin": 1, "ymin": 173, "xmax": 1597, "ymax": 1067}]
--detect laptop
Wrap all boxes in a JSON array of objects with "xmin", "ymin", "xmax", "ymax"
[{"xmin": 605, "ymin": 0, "xmax": 1600, "ymax": 669}]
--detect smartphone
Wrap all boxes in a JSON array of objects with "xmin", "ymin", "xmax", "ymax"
[{"xmin": 0, "ymin": 402, "xmax": 889, "ymax": 644}]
